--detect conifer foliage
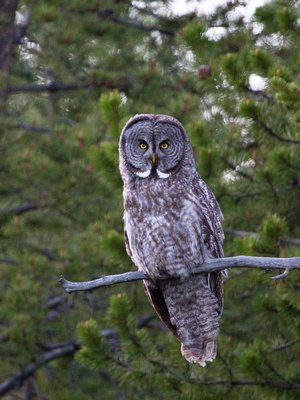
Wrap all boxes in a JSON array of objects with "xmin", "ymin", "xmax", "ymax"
[{"xmin": 0, "ymin": 0, "xmax": 299, "ymax": 398}]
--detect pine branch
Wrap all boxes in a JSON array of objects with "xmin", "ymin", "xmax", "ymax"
[
  {"xmin": 191, "ymin": 379, "xmax": 300, "ymax": 390},
  {"xmin": 126, "ymin": 0, "xmax": 195, "ymax": 24},
  {"xmin": 220, "ymin": 157, "xmax": 258, "ymax": 183},
  {"xmin": 0, "ymin": 258, "xmax": 20, "ymax": 265},
  {"xmin": 223, "ymin": 227, "xmax": 300, "ymax": 247},
  {"xmin": 0, "ymin": 201, "xmax": 51, "ymax": 216},
  {"xmin": 6, "ymin": 81, "xmax": 91, "ymax": 93},
  {"xmin": 59, "ymin": 255, "xmax": 300, "ymax": 294},
  {"xmin": 268, "ymin": 338, "xmax": 300, "ymax": 353},
  {"xmin": 108, "ymin": 14, "xmax": 176, "ymax": 35},
  {"xmin": 257, "ymin": 119, "xmax": 300, "ymax": 145},
  {"xmin": 148, "ymin": 358, "xmax": 300, "ymax": 389},
  {"xmin": 0, "ymin": 342, "xmax": 81, "ymax": 396},
  {"xmin": 5, "ymin": 77, "xmax": 132, "ymax": 94},
  {"xmin": 1, "ymin": 338, "xmax": 299, "ymax": 395},
  {"xmin": 93, "ymin": 7, "xmax": 176, "ymax": 35},
  {"xmin": 5, "ymin": 110, "xmax": 51, "ymax": 133}
]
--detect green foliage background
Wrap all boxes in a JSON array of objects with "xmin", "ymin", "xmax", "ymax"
[{"xmin": 0, "ymin": 0, "xmax": 299, "ymax": 398}]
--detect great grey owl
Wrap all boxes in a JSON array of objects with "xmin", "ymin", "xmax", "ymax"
[{"xmin": 119, "ymin": 114, "xmax": 224, "ymax": 366}]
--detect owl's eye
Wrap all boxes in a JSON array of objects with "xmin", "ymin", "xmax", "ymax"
[
  {"xmin": 160, "ymin": 142, "xmax": 169, "ymax": 150},
  {"xmin": 139, "ymin": 142, "xmax": 148, "ymax": 150}
]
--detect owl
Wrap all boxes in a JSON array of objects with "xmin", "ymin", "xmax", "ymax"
[{"xmin": 119, "ymin": 114, "xmax": 224, "ymax": 366}]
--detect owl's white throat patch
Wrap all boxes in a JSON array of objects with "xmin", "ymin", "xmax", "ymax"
[
  {"xmin": 135, "ymin": 169, "xmax": 170, "ymax": 179},
  {"xmin": 135, "ymin": 169, "xmax": 151, "ymax": 178},
  {"xmin": 157, "ymin": 170, "xmax": 171, "ymax": 179}
]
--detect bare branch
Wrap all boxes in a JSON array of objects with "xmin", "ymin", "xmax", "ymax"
[
  {"xmin": 59, "ymin": 255, "xmax": 300, "ymax": 294},
  {"xmin": 271, "ymin": 268, "xmax": 291, "ymax": 281},
  {"xmin": 59, "ymin": 270, "xmax": 147, "ymax": 293}
]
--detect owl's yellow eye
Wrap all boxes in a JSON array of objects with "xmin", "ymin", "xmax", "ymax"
[
  {"xmin": 139, "ymin": 142, "xmax": 148, "ymax": 150},
  {"xmin": 160, "ymin": 142, "xmax": 169, "ymax": 150}
]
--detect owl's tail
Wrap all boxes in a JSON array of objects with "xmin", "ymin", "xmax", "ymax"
[
  {"xmin": 180, "ymin": 335, "xmax": 217, "ymax": 367},
  {"xmin": 161, "ymin": 274, "xmax": 222, "ymax": 367}
]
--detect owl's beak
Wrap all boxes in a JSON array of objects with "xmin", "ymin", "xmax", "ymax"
[{"xmin": 152, "ymin": 155, "xmax": 156, "ymax": 164}]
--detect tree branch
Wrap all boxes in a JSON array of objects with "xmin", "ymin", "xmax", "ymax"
[
  {"xmin": 59, "ymin": 255, "xmax": 300, "ymax": 294},
  {"xmin": 0, "ymin": 258, "xmax": 20, "ymax": 265},
  {"xmin": 268, "ymin": 338, "xmax": 300, "ymax": 353},
  {"xmin": 257, "ymin": 118, "xmax": 300, "ymax": 145},
  {"xmin": 0, "ymin": 341, "xmax": 81, "ymax": 396},
  {"xmin": 5, "ymin": 110, "xmax": 51, "ymax": 133},
  {"xmin": 6, "ymin": 81, "xmax": 91, "ymax": 93},
  {"xmin": 5, "ymin": 77, "xmax": 133, "ymax": 94},
  {"xmin": 0, "ymin": 201, "xmax": 51, "ymax": 216},
  {"xmin": 223, "ymin": 228, "xmax": 300, "ymax": 247},
  {"xmin": 90, "ymin": 7, "xmax": 176, "ymax": 35},
  {"xmin": 0, "ymin": 314, "xmax": 154, "ymax": 397},
  {"xmin": 220, "ymin": 157, "xmax": 258, "ymax": 183},
  {"xmin": 108, "ymin": 14, "xmax": 175, "ymax": 35},
  {"xmin": 59, "ymin": 270, "xmax": 146, "ymax": 293},
  {"xmin": 191, "ymin": 379, "xmax": 300, "ymax": 390}
]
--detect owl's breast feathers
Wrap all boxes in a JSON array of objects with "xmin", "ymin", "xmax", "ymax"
[
  {"xmin": 123, "ymin": 174, "xmax": 223, "ymax": 276},
  {"xmin": 123, "ymin": 173, "xmax": 224, "ymax": 366}
]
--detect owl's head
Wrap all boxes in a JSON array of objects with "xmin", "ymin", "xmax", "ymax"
[{"xmin": 119, "ymin": 114, "xmax": 196, "ymax": 181}]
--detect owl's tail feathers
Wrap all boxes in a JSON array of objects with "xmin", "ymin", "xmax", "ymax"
[
  {"xmin": 181, "ymin": 337, "xmax": 217, "ymax": 367},
  {"xmin": 161, "ymin": 274, "xmax": 222, "ymax": 367}
]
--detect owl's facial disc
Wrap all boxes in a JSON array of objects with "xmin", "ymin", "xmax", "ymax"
[{"xmin": 123, "ymin": 120, "xmax": 185, "ymax": 179}]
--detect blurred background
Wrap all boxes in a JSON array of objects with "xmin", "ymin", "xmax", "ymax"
[{"xmin": 0, "ymin": 0, "xmax": 299, "ymax": 398}]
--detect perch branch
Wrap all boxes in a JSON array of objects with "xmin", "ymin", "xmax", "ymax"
[{"xmin": 59, "ymin": 255, "xmax": 300, "ymax": 294}]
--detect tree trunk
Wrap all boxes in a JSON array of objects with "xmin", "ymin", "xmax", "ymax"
[{"xmin": 0, "ymin": 0, "xmax": 19, "ymax": 103}]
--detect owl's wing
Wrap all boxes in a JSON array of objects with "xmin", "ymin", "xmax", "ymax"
[
  {"xmin": 124, "ymin": 228, "xmax": 132, "ymax": 258},
  {"xmin": 193, "ymin": 176, "xmax": 224, "ymax": 260},
  {"xmin": 143, "ymin": 281, "xmax": 179, "ymax": 338},
  {"xmin": 192, "ymin": 175, "xmax": 225, "ymax": 309},
  {"xmin": 125, "ymin": 226, "xmax": 179, "ymax": 338}
]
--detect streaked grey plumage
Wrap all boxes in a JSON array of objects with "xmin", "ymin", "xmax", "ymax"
[{"xmin": 119, "ymin": 114, "xmax": 224, "ymax": 366}]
